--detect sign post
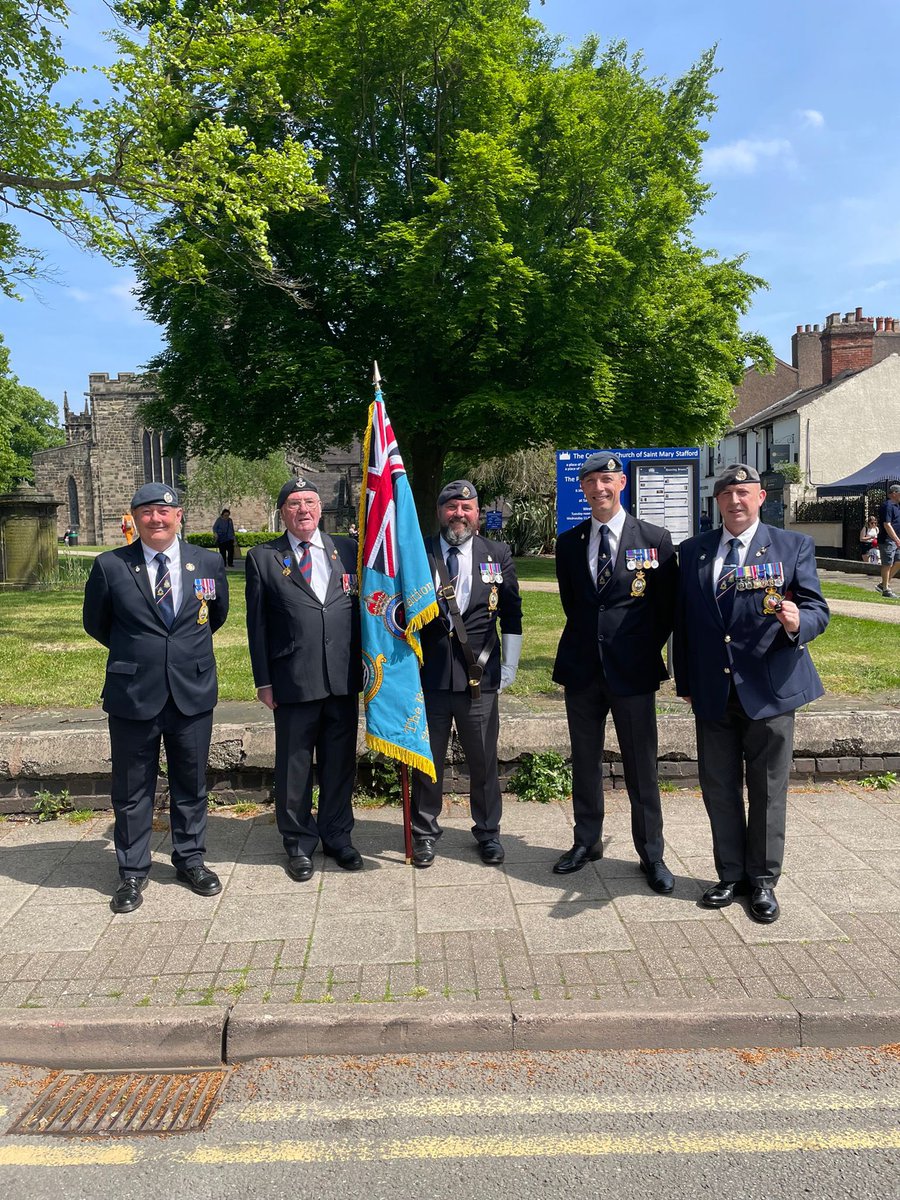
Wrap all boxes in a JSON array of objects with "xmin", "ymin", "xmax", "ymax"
[{"xmin": 556, "ymin": 448, "xmax": 701, "ymax": 544}]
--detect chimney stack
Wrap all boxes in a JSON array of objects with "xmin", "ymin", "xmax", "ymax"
[{"xmin": 820, "ymin": 306, "xmax": 875, "ymax": 383}]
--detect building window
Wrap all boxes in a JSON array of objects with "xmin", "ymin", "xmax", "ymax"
[
  {"xmin": 66, "ymin": 476, "xmax": 79, "ymax": 527},
  {"xmin": 142, "ymin": 431, "xmax": 153, "ymax": 481}
]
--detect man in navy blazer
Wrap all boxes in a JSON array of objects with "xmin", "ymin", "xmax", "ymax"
[
  {"xmin": 245, "ymin": 479, "xmax": 363, "ymax": 881},
  {"xmin": 552, "ymin": 452, "xmax": 678, "ymax": 892},
  {"xmin": 673, "ymin": 464, "xmax": 830, "ymax": 923},
  {"xmin": 411, "ymin": 480, "xmax": 522, "ymax": 868},
  {"xmin": 83, "ymin": 482, "xmax": 229, "ymax": 914}
]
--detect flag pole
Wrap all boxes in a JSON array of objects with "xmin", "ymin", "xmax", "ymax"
[
  {"xmin": 371, "ymin": 361, "xmax": 414, "ymax": 865},
  {"xmin": 400, "ymin": 765, "xmax": 413, "ymax": 865}
]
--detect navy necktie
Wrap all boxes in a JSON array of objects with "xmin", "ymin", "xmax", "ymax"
[
  {"xmin": 596, "ymin": 524, "xmax": 612, "ymax": 592},
  {"xmin": 716, "ymin": 537, "xmax": 742, "ymax": 624},
  {"xmin": 297, "ymin": 541, "xmax": 313, "ymax": 585},
  {"xmin": 153, "ymin": 552, "xmax": 175, "ymax": 628},
  {"xmin": 446, "ymin": 546, "xmax": 460, "ymax": 587}
]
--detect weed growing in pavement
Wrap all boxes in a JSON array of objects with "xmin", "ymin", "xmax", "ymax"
[
  {"xmin": 507, "ymin": 751, "xmax": 572, "ymax": 803},
  {"xmin": 860, "ymin": 771, "xmax": 898, "ymax": 790},
  {"xmin": 32, "ymin": 788, "xmax": 72, "ymax": 822}
]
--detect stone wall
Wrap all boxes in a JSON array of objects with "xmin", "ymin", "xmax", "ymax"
[{"xmin": 1, "ymin": 709, "xmax": 897, "ymax": 812}]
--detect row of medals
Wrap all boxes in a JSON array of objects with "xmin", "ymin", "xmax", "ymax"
[
  {"xmin": 735, "ymin": 563, "xmax": 786, "ymax": 614},
  {"xmin": 625, "ymin": 549, "xmax": 658, "ymax": 598}
]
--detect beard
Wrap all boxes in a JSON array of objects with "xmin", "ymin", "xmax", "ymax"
[{"xmin": 441, "ymin": 518, "xmax": 476, "ymax": 546}]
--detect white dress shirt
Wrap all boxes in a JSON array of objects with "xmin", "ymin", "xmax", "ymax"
[
  {"xmin": 287, "ymin": 528, "xmax": 332, "ymax": 604},
  {"xmin": 142, "ymin": 537, "xmax": 183, "ymax": 614},
  {"xmin": 712, "ymin": 519, "xmax": 761, "ymax": 590},
  {"xmin": 438, "ymin": 534, "xmax": 474, "ymax": 613},
  {"xmin": 587, "ymin": 506, "xmax": 627, "ymax": 579}
]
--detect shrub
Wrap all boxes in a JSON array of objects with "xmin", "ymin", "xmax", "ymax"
[{"xmin": 507, "ymin": 751, "xmax": 572, "ymax": 802}]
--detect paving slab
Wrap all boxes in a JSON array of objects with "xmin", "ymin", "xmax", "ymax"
[{"xmin": 0, "ymin": 782, "xmax": 899, "ymax": 1065}]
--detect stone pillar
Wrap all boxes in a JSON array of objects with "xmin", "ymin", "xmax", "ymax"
[{"xmin": 0, "ymin": 482, "xmax": 63, "ymax": 589}]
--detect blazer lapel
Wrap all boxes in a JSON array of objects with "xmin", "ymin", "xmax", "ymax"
[
  {"xmin": 274, "ymin": 533, "xmax": 318, "ymax": 601},
  {"xmin": 128, "ymin": 541, "xmax": 167, "ymax": 626},
  {"xmin": 696, "ymin": 530, "xmax": 723, "ymax": 625},
  {"xmin": 320, "ymin": 532, "xmax": 343, "ymax": 603},
  {"xmin": 572, "ymin": 519, "xmax": 597, "ymax": 603}
]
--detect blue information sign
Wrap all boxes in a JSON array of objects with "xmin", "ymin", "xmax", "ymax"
[
  {"xmin": 556, "ymin": 448, "xmax": 700, "ymax": 541},
  {"xmin": 484, "ymin": 510, "xmax": 503, "ymax": 531}
]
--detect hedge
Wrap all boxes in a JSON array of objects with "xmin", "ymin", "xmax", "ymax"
[{"xmin": 185, "ymin": 531, "xmax": 276, "ymax": 548}]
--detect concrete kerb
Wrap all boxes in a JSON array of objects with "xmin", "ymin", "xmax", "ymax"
[{"xmin": 2, "ymin": 1000, "xmax": 900, "ymax": 1069}]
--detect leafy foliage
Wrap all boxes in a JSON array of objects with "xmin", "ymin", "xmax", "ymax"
[
  {"xmin": 0, "ymin": 335, "xmax": 63, "ymax": 490},
  {"xmin": 507, "ymin": 751, "xmax": 572, "ymax": 803},
  {"xmin": 0, "ymin": 0, "xmax": 324, "ymax": 294},
  {"xmin": 126, "ymin": 1, "xmax": 770, "ymax": 514}
]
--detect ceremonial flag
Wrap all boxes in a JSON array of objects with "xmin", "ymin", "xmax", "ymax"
[{"xmin": 357, "ymin": 367, "xmax": 438, "ymax": 780}]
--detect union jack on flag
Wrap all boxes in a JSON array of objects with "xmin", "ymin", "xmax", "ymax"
[{"xmin": 357, "ymin": 379, "xmax": 439, "ymax": 779}]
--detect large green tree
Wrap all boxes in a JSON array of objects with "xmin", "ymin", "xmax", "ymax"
[
  {"xmin": 129, "ymin": 0, "xmax": 771, "ymax": 514},
  {"xmin": 0, "ymin": 336, "xmax": 63, "ymax": 490},
  {"xmin": 0, "ymin": 0, "xmax": 324, "ymax": 296}
]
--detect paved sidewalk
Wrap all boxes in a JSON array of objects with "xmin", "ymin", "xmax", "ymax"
[{"xmin": 1, "ymin": 781, "xmax": 899, "ymax": 1064}]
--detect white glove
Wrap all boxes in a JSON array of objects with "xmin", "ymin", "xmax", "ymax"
[{"xmin": 499, "ymin": 633, "xmax": 523, "ymax": 691}]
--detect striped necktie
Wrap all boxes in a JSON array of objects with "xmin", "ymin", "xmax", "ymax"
[
  {"xmin": 153, "ymin": 552, "xmax": 175, "ymax": 628},
  {"xmin": 297, "ymin": 541, "xmax": 313, "ymax": 585},
  {"xmin": 596, "ymin": 524, "xmax": 612, "ymax": 592},
  {"xmin": 716, "ymin": 537, "xmax": 742, "ymax": 624}
]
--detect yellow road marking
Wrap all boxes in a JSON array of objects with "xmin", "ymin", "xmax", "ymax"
[
  {"xmin": 0, "ymin": 1144, "xmax": 137, "ymax": 1167},
  {"xmin": 182, "ymin": 1128, "xmax": 900, "ymax": 1164},
  {"xmin": 235, "ymin": 1089, "xmax": 900, "ymax": 1124}
]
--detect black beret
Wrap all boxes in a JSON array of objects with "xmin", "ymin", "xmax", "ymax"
[
  {"xmin": 277, "ymin": 478, "xmax": 320, "ymax": 508},
  {"xmin": 131, "ymin": 482, "xmax": 180, "ymax": 508},
  {"xmin": 437, "ymin": 479, "xmax": 478, "ymax": 505},
  {"xmin": 579, "ymin": 452, "xmax": 624, "ymax": 479},
  {"xmin": 713, "ymin": 463, "xmax": 762, "ymax": 496}
]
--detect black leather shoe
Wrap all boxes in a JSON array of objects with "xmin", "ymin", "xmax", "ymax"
[
  {"xmin": 749, "ymin": 886, "xmax": 780, "ymax": 924},
  {"xmin": 286, "ymin": 854, "xmax": 314, "ymax": 882},
  {"xmin": 553, "ymin": 843, "xmax": 602, "ymax": 874},
  {"xmin": 701, "ymin": 880, "xmax": 737, "ymax": 908},
  {"xmin": 111, "ymin": 876, "xmax": 147, "ymax": 914},
  {"xmin": 479, "ymin": 838, "xmax": 505, "ymax": 865},
  {"xmin": 640, "ymin": 859, "xmax": 675, "ymax": 894},
  {"xmin": 325, "ymin": 844, "xmax": 364, "ymax": 871},
  {"xmin": 412, "ymin": 837, "xmax": 436, "ymax": 868},
  {"xmin": 175, "ymin": 864, "xmax": 222, "ymax": 896}
]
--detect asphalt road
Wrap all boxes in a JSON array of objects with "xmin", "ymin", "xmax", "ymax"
[{"xmin": 1, "ymin": 1046, "xmax": 899, "ymax": 1198}]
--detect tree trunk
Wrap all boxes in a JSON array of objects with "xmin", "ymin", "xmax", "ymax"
[{"xmin": 406, "ymin": 439, "xmax": 447, "ymax": 535}]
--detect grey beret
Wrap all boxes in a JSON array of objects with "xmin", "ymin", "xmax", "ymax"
[
  {"xmin": 579, "ymin": 452, "xmax": 624, "ymax": 479},
  {"xmin": 713, "ymin": 463, "xmax": 762, "ymax": 496},
  {"xmin": 437, "ymin": 479, "xmax": 478, "ymax": 505},
  {"xmin": 277, "ymin": 478, "xmax": 320, "ymax": 508},
  {"xmin": 131, "ymin": 482, "xmax": 180, "ymax": 509}
]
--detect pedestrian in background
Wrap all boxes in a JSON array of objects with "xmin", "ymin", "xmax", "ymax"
[{"xmin": 213, "ymin": 507, "xmax": 236, "ymax": 567}]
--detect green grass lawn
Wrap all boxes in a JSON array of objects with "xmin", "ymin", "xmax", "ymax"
[
  {"xmin": 2, "ymin": 573, "xmax": 898, "ymax": 707},
  {"xmin": 820, "ymin": 581, "xmax": 898, "ymax": 604}
]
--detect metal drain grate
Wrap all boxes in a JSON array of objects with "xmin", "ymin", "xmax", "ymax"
[{"xmin": 8, "ymin": 1070, "xmax": 228, "ymax": 1138}]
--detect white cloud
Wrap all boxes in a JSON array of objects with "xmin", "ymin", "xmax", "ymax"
[
  {"xmin": 704, "ymin": 138, "xmax": 793, "ymax": 177},
  {"xmin": 68, "ymin": 288, "xmax": 93, "ymax": 303},
  {"xmin": 798, "ymin": 109, "xmax": 825, "ymax": 129}
]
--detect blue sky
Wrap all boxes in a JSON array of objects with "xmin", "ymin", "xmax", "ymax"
[{"xmin": 3, "ymin": 0, "xmax": 900, "ymax": 419}]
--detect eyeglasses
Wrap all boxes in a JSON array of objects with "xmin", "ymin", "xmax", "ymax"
[{"xmin": 284, "ymin": 500, "xmax": 320, "ymax": 511}]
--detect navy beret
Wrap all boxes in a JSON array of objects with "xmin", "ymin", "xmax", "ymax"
[
  {"xmin": 437, "ymin": 479, "xmax": 478, "ymax": 505},
  {"xmin": 277, "ymin": 478, "xmax": 320, "ymax": 508},
  {"xmin": 713, "ymin": 463, "xmax": 762, "ymax": 496},
  {"xmin": 131, "ymin": 482, "xmax": 180, "ymax": 508},
  {"xmin": 579, "ymin": 452, "xmax": 624, "ymax": 479}
]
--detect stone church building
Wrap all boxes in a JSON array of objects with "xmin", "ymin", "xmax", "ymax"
[{"xmin": 33, "ymin": 373, "xmax": 362, "ymax": 544}]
